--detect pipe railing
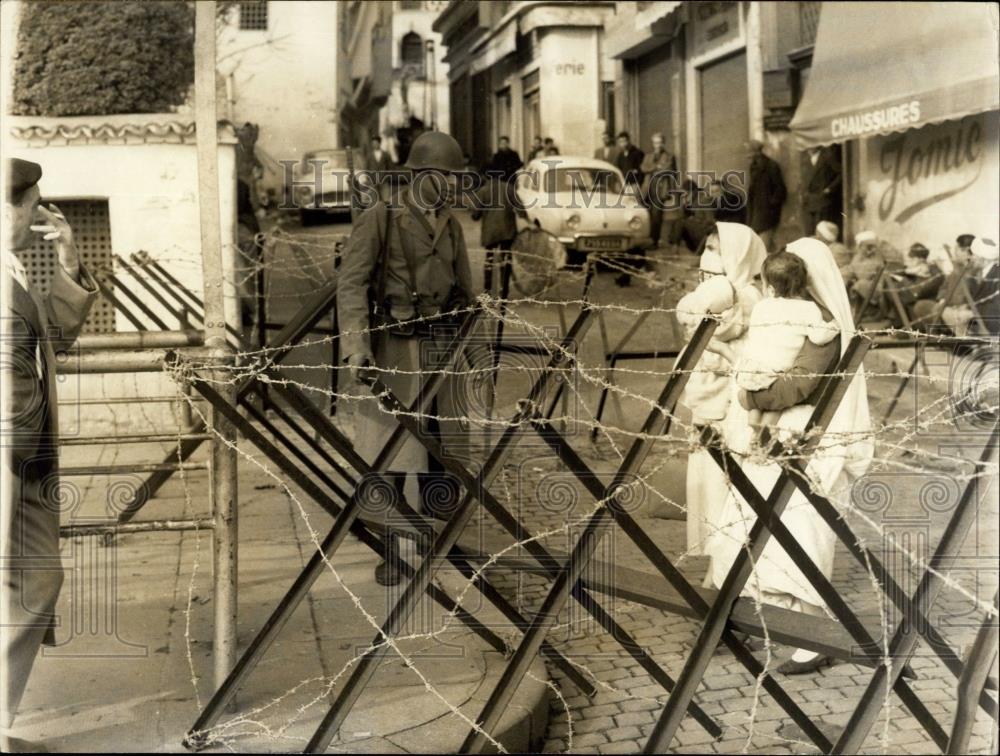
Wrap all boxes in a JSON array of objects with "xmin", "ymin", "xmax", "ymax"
[{"xmin": 54, "ymin": 337, "xmax": 238, "ymax": 692}]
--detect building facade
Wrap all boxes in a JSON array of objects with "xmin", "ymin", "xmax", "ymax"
[
  {"xmin": 604, "ymin": 1, "xmax": 822, "ymax": 246},
  {"xmin": 379, "ymin": 1, "xmax": 451, "ymax": 165},
  {"xmin": 434, "ymin": 1, "xmax": 617, "ymax": 169},
  {"xmin": 218, "ymin": 0, "xmax": 340, "ymax": 191},
  {"xmin": 337, "ymin": 1, "xmax": 451, "ymax": 167}
]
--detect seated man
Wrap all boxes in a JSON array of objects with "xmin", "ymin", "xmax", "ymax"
[
  {"xmin": 883, "ymin": 242, "xmax": 944, "ymax": 328},
  {"xmin": 841, "ymin": 230, "xmax": 886, "ymax": 315},
  {"xmin": 815, "ymin": 220, "xmax": 851, "ymax": 268},
  {"xmin": 912, "ymin": 236, "xmax": 998, "ymax": 336}
]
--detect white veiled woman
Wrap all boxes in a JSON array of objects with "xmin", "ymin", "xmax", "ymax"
[
  {"xmin": 676, "ymin": 223, "xmax": 767, "ymax": 564},
  {"xmin": 706, "ymin": 237, "xmax": 874, "ymax": 671}
]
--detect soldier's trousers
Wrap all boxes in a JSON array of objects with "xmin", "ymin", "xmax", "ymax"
[{"xmin": 354, "ymin": 329, "xmax": 483, "ymax": 523}]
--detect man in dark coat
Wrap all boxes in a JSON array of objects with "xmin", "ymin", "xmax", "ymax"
[
  {"xmin": 527, "ymin": 136, "xmax": 544, "ymax": 161},
  {"xmin": 745, "ymin": 140, "xmax": 786, "ymax": 251},
  {"xmin": 487, "ymin": 136, "xmax": 523, "ymax": 181},
  {"xmin": 471, "ymin": 175, "xmax": 518, "ymax": 292},
  {"xmin": 614, "ymin": 131, "xmax": 644, "ymax": 188},
  {"xmin": 802, "ymin": 146, "xmax": 842, "ymax": 234},
  {"xmin": 2, "ymin": 158, "xmax": 97, "ymax": 751}
]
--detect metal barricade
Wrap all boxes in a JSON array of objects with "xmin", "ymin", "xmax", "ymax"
[{"xmin": 55, "ymin": 330, "xmax": 238, "ymax": 690}]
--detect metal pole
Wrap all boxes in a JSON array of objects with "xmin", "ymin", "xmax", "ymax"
[
  {"xmin": 832, "ymin": 424, "xmax": 999, "ymax": 753},
  {"xmin": 643, "ymin": 338, "xmax": 871, "ymax": 754},
  {"xmin": 948, "ymin": 590, "xmax": 999, "ymax": 754},
  {"xmin": 195, "ymin": 0, "xmax": 227, "ymax": 348},
  {"xmin": 195, "ymin": 0, "xmax": 238, "ymax": 693},
  {"xmin": 210, "ymin": 352, "xmax": 239, "ymax": 696}
]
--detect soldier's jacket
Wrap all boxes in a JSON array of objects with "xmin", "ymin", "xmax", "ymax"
[{"xmin": 337, "ymin": 195, "xmax": 474, "ymax": 359}]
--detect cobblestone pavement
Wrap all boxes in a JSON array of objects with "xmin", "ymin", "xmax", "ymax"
[
  {"xmin": 28, "ymin": 214, "xmax": 995, "ymax": 753},
  {"xmin": 460, "ymin": 259, "xmax": 999, "ymax": 755},
  {"xmin": 282, "ymin": 215, "xmax": 999, "ymax": 754}
]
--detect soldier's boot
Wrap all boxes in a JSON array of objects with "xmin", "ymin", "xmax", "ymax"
[
  {"xmin": 375, "ymin": 532, "xmax": 402, "ymax": 587},
  {"xmin": 374, "ymin": 472, "xmax": 405, "ymax": 586}
]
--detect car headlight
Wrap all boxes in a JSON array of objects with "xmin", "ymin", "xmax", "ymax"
[
  {"xmin": 629, "ymin": 215, "xmax": 643, "ymax": 230},
  {"xmin": 566, "ymin": 213, "xmax": 581, "ymax": 230}
]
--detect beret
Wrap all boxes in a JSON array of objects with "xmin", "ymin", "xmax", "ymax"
[
  {"xmin": 971, "ymin": 237, "xmax": 999, "ymax": 262},
  {"xmin": 815, "ymin": 220, "xmax": 838, "ymax": 243},
  {"xmin": 6, "ymin": 157, "xmax": 42, "ymax": 202}
]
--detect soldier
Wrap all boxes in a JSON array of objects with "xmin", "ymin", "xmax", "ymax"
[
  {"xmin": 2, "ymin": 158, "xmax": 98, "ymax": 751},
  {"xmin": 337, "ymin": 131, "xmax": 476, "ymax": 586}
]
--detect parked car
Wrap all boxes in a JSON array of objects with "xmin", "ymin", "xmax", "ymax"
[
  {"xmin": 288, "ymin": 148, "xmax": 354, "ymax": 224},
  {"xmin": 514, "ymin": 157, "xmax": 651, "ymax": 256}
]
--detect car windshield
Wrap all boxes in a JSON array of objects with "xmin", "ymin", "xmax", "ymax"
[
  {"xmin": 544, "ymin": 167, "xmax": 623, "ymax": 194},
  {"xmin": 304, "ymin": 150, "xmax": 348, "ymax": 169}
]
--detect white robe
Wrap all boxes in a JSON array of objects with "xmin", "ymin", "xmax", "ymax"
[
  {"xmin": 706, "ymin": 237, "xmax": 874, "ymax": 609},
  {"xmin": 679, "ymin": 223, "xmax": 768, "ymax": 556}
]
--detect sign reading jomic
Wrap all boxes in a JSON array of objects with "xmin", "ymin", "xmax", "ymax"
[{"xmin": 831, "ymin": 100, "xmax": 921, "ymax": 139}]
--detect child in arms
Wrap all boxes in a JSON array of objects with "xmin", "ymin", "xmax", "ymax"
[{"xmin": 709, "ymin": 251, "xmax": 837, "ymax": 427}]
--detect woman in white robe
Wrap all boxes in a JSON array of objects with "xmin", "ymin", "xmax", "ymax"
[
  {"xmin": 706, "ymin": 237, "xmax": 874, "ymax": 672},
  {"xmin": 676, "ymin": 223, "xmax": 767, "ymax": 565}
]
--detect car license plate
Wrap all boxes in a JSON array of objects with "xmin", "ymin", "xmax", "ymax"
[{"xmin": 579, "ymin": 237, "xmax": 626, "ymax": 251}]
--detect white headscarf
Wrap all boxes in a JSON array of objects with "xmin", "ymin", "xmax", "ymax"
[
  {"xmin": 715, "ymin": 222, "xmax": 768, "ymax": 290},
  {"xmin": 683, "ymin": 223, "xmax": 767, "ymax": 324},
  {"xmin": 786, "ymin": 237, "xmax": 874, "ymax": 480}
]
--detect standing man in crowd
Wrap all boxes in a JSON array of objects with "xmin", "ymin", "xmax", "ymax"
[
  {"xmin": 745, "ymin": 139, "xmax": 786, "ymax": 251},
  {"xmin": 594, "ymin": 131, "xmax": 619, "ymax": 165},
  {"xmin": 369, "ymin": 135, "xmax": 395, "ymax": 203},
  {"xmin": 472, "ymin": 173, "xmax": 518, "ymax": 293},
  {"xmin": 337, "ymin": 132, "xmax": 475, "ymax": 587},
  {"xmin": 640, "ymin": 132, "xmax": 679, "ymax": 249},
  {"xmin": 615, "ymin": 131, "xmax": 644, "ymax": 188},
  {"xmin": 612, "ymin": 132, "xmax": 647, "ymax": 286},
  {"xmin": 487, "ymin": 136, "xmax": 523, "ymax": 182},
  {"xmin": 802, "ymin": 145, "xmax": 842, "ymax": 234},
  {"xmin": 527, "ymin": 136, "xmax": 545, "ymax": 161},
  {"xmin": 2, "ymin": 158, "xmax": 97, "ymax": 752}
]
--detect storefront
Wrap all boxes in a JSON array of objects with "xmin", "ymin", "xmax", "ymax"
[
  {"xmin": 698, "ymin": 49, "xmax": 749, "ymax": 176},
  {"xmin": 436, "ymin": 1, "xmax": 614, "ymax": 168},
  {"xmin": 790, "ymin": 2, "xmax": 999, "ymax": 251},
  {"xmin": 605, "ymin": 2, "xmax": 686, "ymax": 162},
  {"xmin": 634, "ymin": 38, "xmax": 684, "ymax": 160},
  {"xmin": 686, "ymin": 1, "xmax": 761, "ymax": 175}
]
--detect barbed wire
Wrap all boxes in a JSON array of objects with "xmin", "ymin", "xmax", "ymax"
[{"xmin": 56, "ymin": 219, "xmax": 1000, "ymax": 753}]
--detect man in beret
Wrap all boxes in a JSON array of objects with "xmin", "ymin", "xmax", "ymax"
[
  {"xmin": 2, "ymin": 157, "xmax": 97, "ymax": 751},
  {"xmin": 841, "ymin": 229, "xmax": 886, "ymax": 314}
]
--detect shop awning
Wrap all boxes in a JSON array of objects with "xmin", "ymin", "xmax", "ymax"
[
  {"xmin": 607, "ymin": 1, "xmax": 683, "ymax": 60},
  {"xmin": 790, "ymin": 2, "xmax": 1000, "ymax": 148}
]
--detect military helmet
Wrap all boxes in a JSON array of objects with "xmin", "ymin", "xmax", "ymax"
[{"xmin": 404, "ymin": 131, "xmax": 464, "ymax": 173}]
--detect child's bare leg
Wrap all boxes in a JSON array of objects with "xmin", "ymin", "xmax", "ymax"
[
  {"xmin": 747, "ymin": 408, "xmax": 763, "ymax": 427},
  {"xmin": 760, "ymin": 410, "xmax": 781, "ymax": 427}
]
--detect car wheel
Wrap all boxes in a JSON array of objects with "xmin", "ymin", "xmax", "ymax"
[{"xmin": 302, "ymin": 209, "xmax": 327, "ymax": 227}]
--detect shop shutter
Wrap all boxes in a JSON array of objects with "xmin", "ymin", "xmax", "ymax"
[
  {"xmin": 22, "ymin": 199, "xmax": 116, "ymax": 334},
  {"xmin": 699, "ymin": 51, "xmax": 749, "ymax": 176},
  {"xmin": 636, "ymin": 43, "xmax": 672, "ymax": 150}
]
